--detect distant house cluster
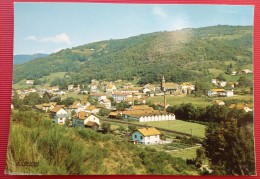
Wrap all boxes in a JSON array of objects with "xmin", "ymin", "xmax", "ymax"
[{"xmin": 34, "ymin": 100, "xmax": 100, "ymax": 129}]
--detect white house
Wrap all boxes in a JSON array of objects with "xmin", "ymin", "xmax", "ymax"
[
  {"xmin": 112, "ymin": 92, "xmax": 132, "ymax": 102},
  {"xmin": 72, "ymin": 111, "xmax": 100, "ymax": 130},
  {"xmin": 85, "ymin": 105, "xmax": 100, "ymax": 114},
  {"xmin": 142, "ymin": 88, "xmax": 151, "ymax": 94},
  {"xmin": 211, "ymin": 79, "xmax": 217, "ymax": 85},
  {"xmin": 25, "ymin": 80, "xmax": 34, "ymax": 85},
  {"xmin": 219, "ymin": 81, "xmax": 227, "ymax": 87},
  {"xmin": 99, "ymin": 98, "xmax": 111, "ymax": 109},
  {"xmin": 208, "ymin": 89, "xmax": 227, "ymax": 97},
  {"xmin": 241, "ymin": 69, "xmax": 252, "ymax": 74},
  {"xmin": 51, "ymin": 106, "xmax": 71, "ymax": 125},
  {"xmin": 106, "ymin": 83, "xmax": 117, "ymax": 93},
  {"xmin": 68, "ymin": 85, "xmax": 74, "ymax": 90},
  {"xmin": 132, "ymin": 127, "xmax": 161, "ymax": 145},
  {"xmin": 231, "ymin": 71, "xmax": 237, "ymax": 75},
  {"xmin": 180, "ymin": 83, "xmax": 195, "ymax": 94},
  {"xmin": 89, "ymin": 93, "xmax": 106, "ymax": 101},
  {"xmin": 90, "ymin": 84, "xmax": 98, "ymax": 92},
  {"xmin": 226, "ymin": 90, "xmax": 234, "ymax": 97}
]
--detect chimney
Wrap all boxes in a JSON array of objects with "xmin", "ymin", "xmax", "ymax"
[{"xmin": 164, "ymin": 93, "xmax": 167, "ymax": 111}]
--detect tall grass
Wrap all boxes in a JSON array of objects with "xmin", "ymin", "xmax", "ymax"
[{"xmin": 6, "ymin": 110, "xmax": 198, "ymax": 175}]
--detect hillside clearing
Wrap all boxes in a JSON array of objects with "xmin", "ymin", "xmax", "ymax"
[{"xmin": 147, "ymin": 95, "xmax": 211, "ymax": 108}]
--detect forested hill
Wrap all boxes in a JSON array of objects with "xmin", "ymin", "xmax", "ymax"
[{"xmin": 13, "ymin": 25, "xmax": 253, "ymax": 85}]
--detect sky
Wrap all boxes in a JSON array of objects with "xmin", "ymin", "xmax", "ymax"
[{"xmin": 14, "ymin": 3, "xmax": 254, "ymax": 55}]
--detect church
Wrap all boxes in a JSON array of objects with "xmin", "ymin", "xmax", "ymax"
[{"xmin": 161, "ymin": 76, "xmax": 179, "ymax": 94}]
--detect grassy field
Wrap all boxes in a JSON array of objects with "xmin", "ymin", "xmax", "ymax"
[
  {"xmin": 133, "ymin": 120, "xmax": 206, "ymax": 138},
  {"xmin": 57, "ymin": 92, "xmax": 89, "ymax": 100},
  {"xmin": 39, "ymin": 72, "xmax": 66, "ymax": 86},
  {"xmin": 13, "ymin": 72, "xmax": 67, "ymax": 89},
  {"xmin": 148, "ymin": 144, "xmax": 199, "ymax": 160},
  {"xmin": 13, "ymin": 79, "xmax": 34, "ymax": 89},
  {"xmin": 147, "ymin": 95, "xmax": 211, "ymax": 108}
]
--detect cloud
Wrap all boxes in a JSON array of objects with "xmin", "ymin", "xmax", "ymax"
[
  {"xmin": 41, "ymin": 33, "xmax": 71, "ymax": 45},
  {"xmin": 24, "ymin": 35, "xmax": 37, "ymax": 41},
  {"xmin": 23, "ymin": 33, "xmax": 71, "ymax": 45},
  {"xmin": 152, "ymin": 7, "xmax": 168, "ymax": 19}
]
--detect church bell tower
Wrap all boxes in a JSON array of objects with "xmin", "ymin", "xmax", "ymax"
[{"xmin": 161, "ymin": 75, "xmax": 166, "ymax": 91}]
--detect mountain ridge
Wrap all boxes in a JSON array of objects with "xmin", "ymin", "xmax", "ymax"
[
  {"xmin": 14, "ymin": 53, "xmax": 49, "ymax": 65},
  {"xmin": 13, "ymin": 25, "xmax": 253, "ymax": 85}
]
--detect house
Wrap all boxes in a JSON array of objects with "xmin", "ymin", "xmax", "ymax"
[
  {"xmin": 211, "ymin": 79, "xmax": 217, "ymax": 85},
  {"xmin": 160, "ymin": 76, "xmax": 179, "ymax": 93},
  {"xmin": 72, "ymin": 111, "xmax": 100, "ymax": 130},
  {"xmin": 51, "ymin": 106, "xmax": 71, "ymax": 125},
  {"xmin": 42, "ymin": 102, "xmax": 56, "ymax": 112},
  {"xmin": 123, "ymin": 83, "xmax": 134, "ymax": 89},
  {"xmin": 180, "ymin": 83, "xmax": 195, "ymax": 94},
  {"xmin": 231, "ymin": 71, "xmax": 237, "ymax": 76},
  {"xmin": 34, "ymin": 102, "xmax": 57, "ymax": 112},
  {"xmin": 106, "ymin": 83, "xmax": 117, "ymax": 93},
  {"xmin": 99, "ymin": 98, "xmax": 111, "ymax": 109},
  {"xmin": 212, "ymin": 100, "xmax": 225, "ymax": 106},
  {"xmin": 89, "ymin": 93, "xmax": 106, "ymax": 101},
  {"xmin": 125, "ymin": 96, "xmax": 146, "ymax": 105},
  {"xmin": 241, "ymin": 69, "xmax": 252, "ymax": 74},
  {"xmin": 226, "ymin": 90, "xmax": 234, "ymax": 97},
  {"xmin": 108, "ymin": 111, "xmax": 122, "ymax": 119},
  {"xmin": 219, "ymin": 81, "xmax": 227, "ymax": 87},
  {"xmin": 25, "ymin": 80, "xmax": 34, "ymax": 85},
  {"xmin": 132, "ymin": 127, "xmax": 161, "ymax": 145},
  {"xmin": 121, "ymin": 87, "xmax": 142, "ymax": 94},
  {"xmin": 85, "ymin": 105, "xmax": 100, "ymax": 114},
  {"xmin": 68, "ymin": 85, "xmax": 74, "ymax": 90},
  {"xmin": 229, "ymin": 103, "xmax": 253, "ymax": 113},
  {"xmin": 143, "ymin": 84, "xmax": 156, "ymax": 91},
  {"xmin": 90, "ymin": 84, "xmax": 98, "ymax": 92},
  {"xmin": 57, "ymin": 91, "xmax": 66, "ymax": 95},
  {"xmin": 142, "ymin": 88, "xmax": 151, "ymax": 94},
  {"xmin": 208, "ymin": 89, "xmax": 227, "ymax": 97},
  {"xmin": 147, "ymin": 90, "xmax": 164, "ymax": 97},
  {"xmin": 50, "ymin": 86, "xmax": 59, "ymax": 91},
  {"xmin": 112, "ymin": 92, "xmax": 132, "ymax": 102}
]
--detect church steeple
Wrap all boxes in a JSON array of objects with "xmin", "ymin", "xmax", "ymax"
[{"xmin": 161, "ymin": 75, "xmax": 166, "ymax": 91}]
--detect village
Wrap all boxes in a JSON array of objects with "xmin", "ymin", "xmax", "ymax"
[{"xmin": 12, "ymin": 68, "xmax": 254, "ymax": 148}]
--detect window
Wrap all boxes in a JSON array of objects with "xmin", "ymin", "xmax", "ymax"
[
  {"xmin": 135, "ymin": 135, "xmax": 137, "ymax": 138},
  {"xmin": 140, "ymin": 136, "xmax": 143, "ymax": 140}
]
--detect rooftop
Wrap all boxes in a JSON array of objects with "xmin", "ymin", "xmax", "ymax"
[{"xmin": 137, "ymin": 127, "xmax": 161, "ymax": 136}]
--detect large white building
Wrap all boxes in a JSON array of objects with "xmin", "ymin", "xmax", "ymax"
[
  {"xmin": 132, "ymin": 127, "xmax": 161, "ymax": 145},
  {"xmin": 122, "ymin": 105, "xmax": 175, "ymax": 122}
]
